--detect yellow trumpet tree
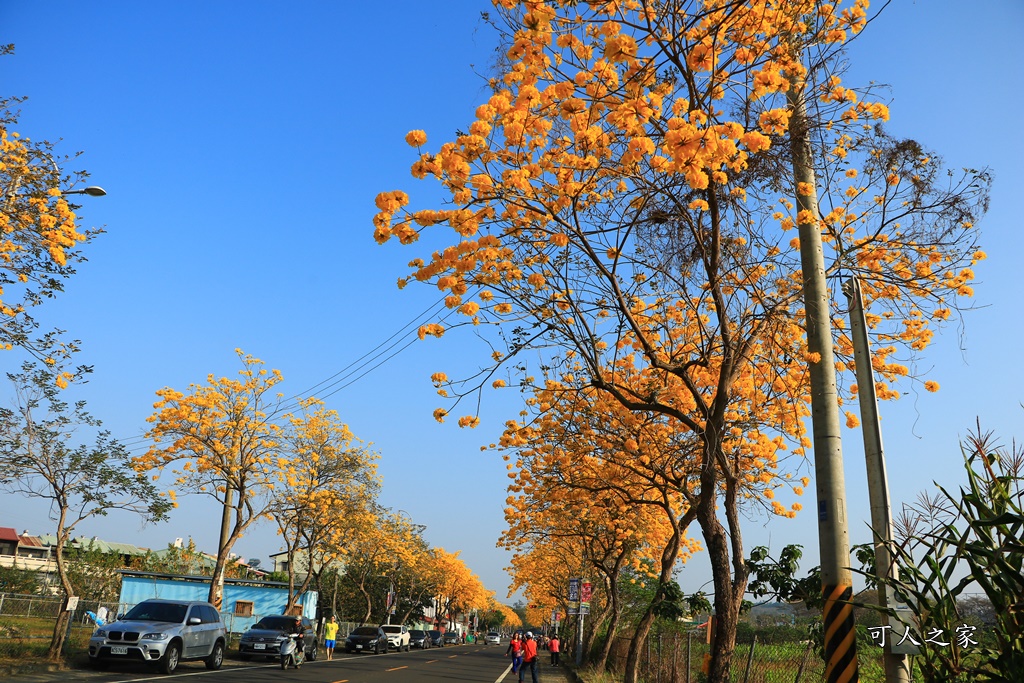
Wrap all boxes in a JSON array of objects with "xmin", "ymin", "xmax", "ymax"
[
  {"xmin": 342, "ymin": 507, "xmax": 431, "ymax": 625},
  {"xmin": 136, "ymin": 350, "xmax": 285, "ymax": 609},
  {"xmin": 481, "ymin": 596, "xmax": 523, "ymax": 631},
  {"xmin": 377, "ymin": 1, "xmax": 989, "ymax": 680},
  {"xmin": 1, "ymin": 77, "xmax": 99, "ymax": 373},
  {"xmin": 432, "ymin": 547, "xmax": 491, "ymax": 629},
  {"xmin": 390, "ymin": 528, "xmax": 442, "ymax": 626},
  {"xmin": 500, "ymin": 373, "xmax": 713, "ymax": 671},
  {"xmin": 270, "ymin": 399, "xmax": 381, "ymax": 613}
]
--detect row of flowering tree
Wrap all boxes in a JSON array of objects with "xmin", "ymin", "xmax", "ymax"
[
  {"xmin": 132, "ymin": 349, "xmax": 506, "ymax": 629},
  {"xmin": 0, "ymin": 46, "xmax": 508, "ymax": 656},
  {"xmin": 375, "ymin": 0, "xmax": 989, "ymax": 681}
]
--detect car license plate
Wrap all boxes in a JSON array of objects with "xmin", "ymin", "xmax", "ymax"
[
  {"xmin": 355, "ymin": 644, "xmax": 362, "ymax": 649},
  {"xmin": 254, "ymin": 643, "xmax": 266, "ymax": 650},
  {"xmin": 111, "ymin": 646, "xmax": 128, "ymax": 655}
]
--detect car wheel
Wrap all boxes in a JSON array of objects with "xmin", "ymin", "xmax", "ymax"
[
  {"xmin": 308, "ymin": 642, "xmax": 318, "ymax": 661},
  {"xmin": 205, "ymin": 641, "xmax": 224, "ymax": 670},
  {"xmin": 159, "ymin": 644, "xmax": 181, "ymax": 675},
  {"xmin": 405, "ymin": 642, "xmax": 410, "ymax": 652}
]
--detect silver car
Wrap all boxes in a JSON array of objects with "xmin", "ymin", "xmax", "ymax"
[{"xmin": 88, "ymin": 599, "xmax": 226, "ymax": 674}]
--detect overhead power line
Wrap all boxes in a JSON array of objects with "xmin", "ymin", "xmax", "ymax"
[{"xmin": 119, "ymin": 293, "xmax": 459, "ymax": 453}]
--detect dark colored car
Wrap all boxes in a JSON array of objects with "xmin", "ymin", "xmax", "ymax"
[
  {"xmin": 442, "ymin": 631, "xmax": 461, "ymax": 645},
  {"xmin": 427, "ymin": 629, "xmax": 444, "ymax": 647},
  {"xmin": 344, "ymin": 626, "xmax": 388, "ymax": 654},
  {"xmin": 238, "ymin": 615, "xmax": 317, "ymax": 661},
  {"xmin": 409, "ymin": 629, "xmax": 431, "ymax": 649}
]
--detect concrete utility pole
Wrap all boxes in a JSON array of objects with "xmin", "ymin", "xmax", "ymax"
[
  {"xmin": 787, "ymin": 77, "xmax": 860, "ymax": 683},
  {"xmin": 843, "ymin": 277, "xmax": 911, "ymax": 683}
]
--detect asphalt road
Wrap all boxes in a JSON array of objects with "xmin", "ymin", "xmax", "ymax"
[{"xmin": 18, "ymin": 644, "xmax": 523, "ymax": 683}]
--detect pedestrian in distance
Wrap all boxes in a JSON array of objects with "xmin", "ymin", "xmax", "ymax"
[
  {"xmin": 549, "ymin": 633, "xmax": 560, "ymax": 666},
  {"xmin": 521, "ymin": 631, "xmax": 540, "ymax": 683},
  {"xmin": 323, "ymin": 615, "xmax": 339, "ymax": 661},
  {"xmin": 506, "ymin": 631, "xmax": 523, "ymax": 674}
]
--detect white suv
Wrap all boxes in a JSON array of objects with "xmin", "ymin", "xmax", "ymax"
[
  {"xmin": 380, "ymin": 624, "xmax": 410, "ymax": 651},
  {"xmin": 88, "ymin": 599, "xmax": 226, "ymax": 674}
]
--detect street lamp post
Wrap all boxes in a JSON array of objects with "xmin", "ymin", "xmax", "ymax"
[
  {"xmin": 4, "ymin": 148, "xmax": 106, "ymax": 209},
  {"xmin": 63, "ymin": 186, "xmax": 106, "ymax": 197}
]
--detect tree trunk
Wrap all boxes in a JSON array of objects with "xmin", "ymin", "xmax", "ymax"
[
  {"xmin": 622, "ymin": 529, "xmax": 683, "ymax": 683},
  {"xmin": 49, "ymin": 607, "xmax": 72, "ymax": 660},
  {"xmin": 331, "ymin": 573, "xmax": 339, "ymax": 618},
  {"xmin": 208, "ymin": 485, "xmax": 234, "ymax": 610},
  {"xmin": 593, "ymin": 549, "xmax": 630, "ymax": 671},
  {"xmin": 595, "ymin": 572, "xmax": 621, "ymax": 671},
  {"xmin": 701, "ymin": 511, "xmax": 739, "ymax": 683},
  {"xmin": 208, "ymin": 553, "xmax": 229, "ymax": 610},
  {"xmin": 357, "ymin": 580, "xmax": 373, "ymax": 624},
  {"xmin": 47, "ymin": 522, "xmax": 74, "ymax": 660}
]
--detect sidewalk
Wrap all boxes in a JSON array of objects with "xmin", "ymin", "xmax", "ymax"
[
  {"xmin": 506, "ymin": 662, "xmax": 580, "ymax": 683},
  {"xmin": 2, "ymin": 652, "xmax": 254, "ymax": 683}
]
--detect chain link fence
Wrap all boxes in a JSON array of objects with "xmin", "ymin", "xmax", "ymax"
[
  {"xmin": 0, "ymin": 592, "xmax": 368, "ymax": 660},
  {"xmin": 0, "ymin": 592, "xmax": 124, "ymax": 659},
  {"xmin": 612, "ymin": 630, "xmax": 909, "ymax": 683}
]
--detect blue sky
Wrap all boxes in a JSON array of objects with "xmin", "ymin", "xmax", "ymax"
[{"xmin": 2, "ymin": 0, "xmax": 1022, "ymax": 605}]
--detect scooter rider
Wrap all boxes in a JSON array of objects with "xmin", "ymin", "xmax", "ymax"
[{"xmin": 287, "ymin": 617, "xmax": 306, "ymax": 668}]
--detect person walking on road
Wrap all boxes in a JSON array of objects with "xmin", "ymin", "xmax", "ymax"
[
  {"xmin": 323, "ymin": 615, "xmax": 339, "ymax": 661},
  {"xmin": 506, "ymin": 632, "xmax": 523, "ymax": 674},
  {"xmin": 521, "ymin": 631, "xmax": 540, "ymax": 683},
  {"xmin": 549, "ymin": 633, "xmax": 560, "ymax": 666}
]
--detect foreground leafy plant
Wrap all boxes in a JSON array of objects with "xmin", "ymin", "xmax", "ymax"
[{"xmin": 859, "ymin": 426, "xmax": 1024, "ymax": 682}]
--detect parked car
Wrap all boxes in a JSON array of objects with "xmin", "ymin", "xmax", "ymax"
[
  {"xmin": 427, "ymin": 629, "xmax": 444, "ymax": 647},
  {"xmin": 88, "ymin": 599, "xmax": 226, "ymax": 674},
  {"xmin": 344, "ymin": 626, "xmax": 389, "ymax": 654},
  {"xmin": 238, "ymin": 615, "xmax": 317, "ymax": 662},
  {"xmin": 485, "ymin": 631, "xmax": 501, "ymax": 645},
  {"xmin": 442, "ymin": 630, "xmax": 461, "ymax": 645},
  {"xmin": 409, "ymin": 629, "xmax": 432, "ymax": 649},
  {"xmin": 381, "ymin": 624, "xmax": 411, "ymax": 651}
]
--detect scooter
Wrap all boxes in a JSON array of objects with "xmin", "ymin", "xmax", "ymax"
[{"xmin": 280, "ymin": 634, "xmax": 305, "ymax": 670}]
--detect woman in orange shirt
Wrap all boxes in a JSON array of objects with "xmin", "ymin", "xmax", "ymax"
[{"xmin": 521, "ymin": 632, "xmax": 539, "ymax": 683}]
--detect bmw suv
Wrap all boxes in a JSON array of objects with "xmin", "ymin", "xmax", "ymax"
[{"xmin": 88, "ymin": 599, "xmax": 226, "ymax": 674}]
